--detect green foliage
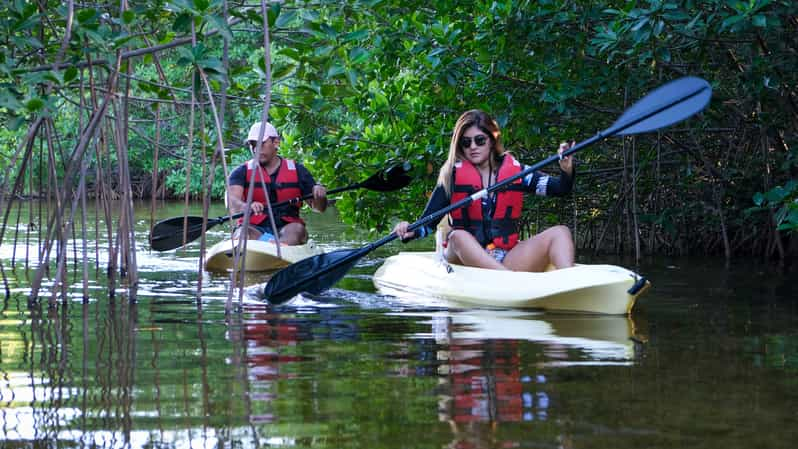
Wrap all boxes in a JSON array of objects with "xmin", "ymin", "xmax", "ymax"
[
  {"xmin": 752, "ymin": 179, "xmax": 798, "ymax": 232},
  {"xmin": 1, "ymin": 0, "xmax": 797, "ymax": 256},
  {"xmin": 266, "ymin": 0, "xmax": 598, "ymax": 231}
]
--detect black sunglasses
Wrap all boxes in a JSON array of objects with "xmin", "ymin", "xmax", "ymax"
[{"xmin": 460, "ymin": 134, "xmax": 489, "ymax": 148}]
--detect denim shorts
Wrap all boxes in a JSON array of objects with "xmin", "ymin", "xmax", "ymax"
[{"xmin": 487, "ymin": 247, "xmax": 507, "ymax": 263}]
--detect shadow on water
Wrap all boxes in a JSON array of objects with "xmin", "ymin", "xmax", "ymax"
[{"xmin": 1, "ymin": 201, "xmax": 797, "ymax": 448}]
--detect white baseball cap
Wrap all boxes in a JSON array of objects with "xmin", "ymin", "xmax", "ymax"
[{"xmin": 246, "ymin": 121, "xmax": 279, "ymax": 142}]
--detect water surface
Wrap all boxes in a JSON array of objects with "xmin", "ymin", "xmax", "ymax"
[{"xmin": 1, "ymin": 202, "xmax": 796, "ymax": 448}]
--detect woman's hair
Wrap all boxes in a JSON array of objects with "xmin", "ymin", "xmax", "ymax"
[{"xmin": 436, "ymin": 109, "xmax": 505, "ymax": 195}]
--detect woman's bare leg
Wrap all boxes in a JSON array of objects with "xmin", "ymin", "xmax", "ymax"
[
  {"xmin": 503, "ymin": 225, "xmax": 574, "ymax": 272},
  {"xmin": 444, "ymin": 230, "xmax": 507, "ymax": 270}
]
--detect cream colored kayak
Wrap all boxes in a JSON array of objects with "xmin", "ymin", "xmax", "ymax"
[
  {"xmin": 373, "ymin": 252, "xmax": 650, "ymax": 315},
  {"xmin": 205, "ymin": 239, "xmax": 323, "ymax": 272}
]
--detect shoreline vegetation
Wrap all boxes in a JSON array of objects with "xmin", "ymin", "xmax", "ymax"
[{"xmin": 1, "ymin": 1, "xmax": 796, "ymax": 300}]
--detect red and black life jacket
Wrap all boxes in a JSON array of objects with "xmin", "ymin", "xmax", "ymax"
[
  {"xmin": 237, "ymin": 158, "xmax": 302, "ymax": 226},
  {"xmin": 449, "ymin": 155, "xmax": 524, "ymax": 250}
]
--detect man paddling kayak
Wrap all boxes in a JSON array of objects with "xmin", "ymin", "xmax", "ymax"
[
  {"xmin": 227, "ymin": 121, "xmax": 327, "ymax": 244},
  {"xmin": 393, "ymin": 109, "xmax": 575, "ymax": 272}
]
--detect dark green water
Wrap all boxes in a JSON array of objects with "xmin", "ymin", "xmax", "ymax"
[{"xmin": 1, "ymin": 202, "xmax": 796, "ymax": 448}]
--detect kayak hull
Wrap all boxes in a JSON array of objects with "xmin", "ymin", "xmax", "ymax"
[
  {"xmin": 372, "ymin": 252, "xmax": 650, "ymax": 315},
  {"xmin": 205, "ymin": 239, "xmax": 323, "ymax": 272}
]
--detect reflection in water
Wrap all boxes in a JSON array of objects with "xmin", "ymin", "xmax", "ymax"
[
  {"xmin": 236, "ymin": 302, "xmax": 366, "ymax": 438},
  {"xmin": 240, "ymin": 306, "xmax": 307, "ymax": 425},
  {"xmin": 432, "ymin": 310, "xmax": 639, "ymax": 364},
  {"xmin": 235, "ymin": 304, "xmax": 641, "ymax": 448},
  {"xmin": 0, "ymin": 298, "xmax": 138, "ymax": 446},
  {"xmin": 3, "ymin": 201, "xmax": 798, "ymax": 448},
  {"xmin": 2, "ymin": 254, "xmax": 796, "ymax": 449},
  {"xmin": 438, "ymin": 338, "xmax": 544, "ymax": 423},
  {"xmin": 413, "ymin": 310, "xmax": 640, "ymax": 448}
]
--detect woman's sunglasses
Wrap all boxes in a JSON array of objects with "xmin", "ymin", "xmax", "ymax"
[{"xmin": 460, "ymin": 134, "xmax": 489, "ymax": 148}]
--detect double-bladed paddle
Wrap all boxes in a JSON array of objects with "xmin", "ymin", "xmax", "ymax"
[
  {"xmin": 262, "ymin": 76, "xmax": 712, "ymax": 304},
  {"xmin": 148, "ymin": 162, "xmax": 413, "ymax": 251}
]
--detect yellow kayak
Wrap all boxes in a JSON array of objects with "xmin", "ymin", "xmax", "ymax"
[
  {"xmin": 205, "ymin": 239, "xmax": 323, "ymax": 272},
  {"xmin": 373, "ymin": 252, "xmax": 650, "ymax": 315}
]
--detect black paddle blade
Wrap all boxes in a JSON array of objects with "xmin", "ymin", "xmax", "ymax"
[
  {"xmin": 262, "ymin": 247, "xmax": 368, "ymax": 304},
  {"xmin": 149, "ymin": 215, "xmax": 220, "ymax": 251},
  {"xmin": 613, "ymin": 76, "xmax": 712, "ymax": 136},
  {"xmin": 360, "ymin": 161, "xmax": 413, "ymax": 192}
]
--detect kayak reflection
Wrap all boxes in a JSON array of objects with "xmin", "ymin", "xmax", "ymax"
[
  {"xmin": 418, "ymin": 310, "xmax": 644, "ymax": 447},
  {"xmin": 399, "ymin": 309, "xmax": 643, "ymax": 368},
  {"xmin": 235, "ymin": 302, "xmax": 644, "ymax": 446}
]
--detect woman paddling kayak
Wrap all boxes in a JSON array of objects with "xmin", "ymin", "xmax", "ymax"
[{"xmin": 392, "ymin": 109, "xmax": 576, "ymax": 272}]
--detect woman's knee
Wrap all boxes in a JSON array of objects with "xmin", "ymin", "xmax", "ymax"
[
  {"xmin": 447, "ymin": 229, "xmax": 478, "ymax": 247},
  {"xmin": 547, "ymin": 225, "xmax": 573, "ymax": 241}
]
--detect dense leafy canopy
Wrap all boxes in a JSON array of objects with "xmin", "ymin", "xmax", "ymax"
[{"xmin": 1, "ymin": 0, "xmax": 796, "ymax": 259}]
